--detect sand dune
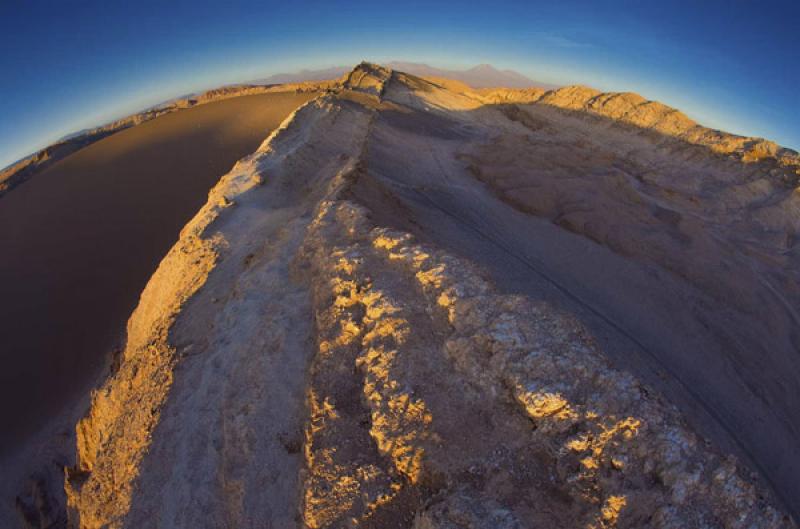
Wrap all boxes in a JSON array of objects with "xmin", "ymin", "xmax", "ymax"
[
  {"xmin": 0, "ymin": 82, "xmax": 329, "ymax": 197},
  {"xmin": 0, "ymin": 91, "xmax": 317, "ymax": 456}
]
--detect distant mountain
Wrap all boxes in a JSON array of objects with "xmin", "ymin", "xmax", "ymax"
[
  {"xmin": 386, "ymin": 61, "xmax": 557, "ymax": 89},
  {"xmin": 254, "ymin": 61, "xmax": 557, "ymax": 89},
  {"xmin": 254, "ymin": 66, "xmax": 351, "ymax": 85}
]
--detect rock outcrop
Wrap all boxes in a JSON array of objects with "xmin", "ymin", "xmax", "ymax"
[{"xmin": 55, "ymin": 63, "xmax": 799, "ymax": 528}]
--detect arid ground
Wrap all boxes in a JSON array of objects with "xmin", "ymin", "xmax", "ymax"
[
  {"xmin": 2, "ymin": 64, "xmax": 798, "ymax": 528},
  {"xmin": 0, "ymin": 91, "xmax": 317, "ymax": 454}
]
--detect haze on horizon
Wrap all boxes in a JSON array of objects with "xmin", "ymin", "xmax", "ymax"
[{"xmin": 1, "ymin": 0, "xmax": 798, "ymax": 169}]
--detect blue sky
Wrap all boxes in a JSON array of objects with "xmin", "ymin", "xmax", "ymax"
[{"xmin": 1, "ymin": 0, "xmax": 798, "ymax": 168}]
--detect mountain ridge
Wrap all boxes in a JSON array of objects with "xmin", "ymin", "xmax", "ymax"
[{"xmin": 45, "ymin": 62, "xmax": 799, "ymax": 528}]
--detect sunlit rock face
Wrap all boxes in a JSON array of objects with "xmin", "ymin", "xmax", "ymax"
[{"xmin": 29, "ymin": 63, "xmax": 800, "ymax": 528}]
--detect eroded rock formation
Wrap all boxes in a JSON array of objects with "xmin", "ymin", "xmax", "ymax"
[{"xmin": 56, "ymin": 63, "xmax": 800, "ymax": 528}]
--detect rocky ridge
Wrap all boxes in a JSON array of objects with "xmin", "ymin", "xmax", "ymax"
[{"xmin": 58, "ymin": 63, "xmax": 798, "ymax": 528}]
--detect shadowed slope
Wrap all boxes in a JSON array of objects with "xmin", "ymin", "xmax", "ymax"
[
  {"xmin": 0, "ymin": 82, "xmax": 330, "ymax": 198},
  {"xmin": 0, "ymin": 91, "xmax": 318, "ymax": 455}
]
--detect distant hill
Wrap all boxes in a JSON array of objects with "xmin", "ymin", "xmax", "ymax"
[{"xmin": 255, "ymin": 61, "xmax": 557, "ymax": 89}]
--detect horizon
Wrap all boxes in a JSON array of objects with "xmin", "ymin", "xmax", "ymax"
[
  {"xmin": 1, "ymin": 59, "xmax": 551, "ymax": 170},
  {"xmin": 3, "ymin": 58, "xmax": 799, "ymax": 172},
  {"xmin": 1, "ymin": 1, "xmax": 798, "ymax": 168}
]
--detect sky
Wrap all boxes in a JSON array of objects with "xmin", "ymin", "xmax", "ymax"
[{"xmin": 1, "ymin": 0, "xmax": 798, "ymax": 168}]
